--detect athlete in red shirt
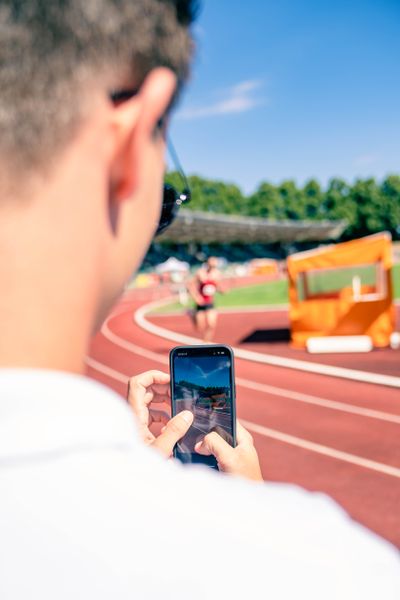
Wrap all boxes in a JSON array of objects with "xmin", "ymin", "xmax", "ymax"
[{"xmin": 188, "ymin": 256, "xmax": 225, "ymax": 341}]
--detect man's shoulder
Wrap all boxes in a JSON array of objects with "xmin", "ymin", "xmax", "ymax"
[
  {"xmin": 96, "ymin": 449, "xmax": 400, "ymax": 596},
  {"xmin": 2, "ymin": 432, "xmax": 400, "ymax": 599}
]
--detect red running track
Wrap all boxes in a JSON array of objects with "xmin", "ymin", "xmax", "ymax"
[{"xmin": 87, "ymin": 290, "xmax": 400, "ymax": 547}]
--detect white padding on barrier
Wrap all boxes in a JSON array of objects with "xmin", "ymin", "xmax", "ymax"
[
  {"xmin": 390, "ymin": 332, "xmax": 400, "ymax": 350},
  {"xmin": 306, "ymin": 335, "xmax": 373, "ymax": 354}
]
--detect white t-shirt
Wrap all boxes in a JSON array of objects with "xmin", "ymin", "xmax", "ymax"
[{"xmin": 0, "ymin": 369, "xmax": 398, "ymax": 600}]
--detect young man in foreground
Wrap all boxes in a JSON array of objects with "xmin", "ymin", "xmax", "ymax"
[{"xmin": 0, "ymin": 2, "xmax": 399, "ymax": 598}]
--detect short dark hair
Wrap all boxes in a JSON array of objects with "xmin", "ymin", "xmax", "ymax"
[{"xmin": 0, "ymin": 0, "xmax": 198, "ymax": 176}]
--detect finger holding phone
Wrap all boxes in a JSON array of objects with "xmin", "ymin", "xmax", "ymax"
[{"xmin": 127, "ymin": 370, "xmax": 193, "ymax": 457}]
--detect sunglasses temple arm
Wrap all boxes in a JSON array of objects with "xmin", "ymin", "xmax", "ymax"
[{"xmin": 167, "ymin": 137, "xmax": 191, "ymax": 193}]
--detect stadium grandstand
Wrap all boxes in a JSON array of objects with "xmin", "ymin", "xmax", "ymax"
[{"xmin": 141, "ymin": 210, "xmax": 347, "ymax": 270}]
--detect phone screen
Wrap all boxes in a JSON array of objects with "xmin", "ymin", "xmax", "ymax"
[{"xmin": 170, "ymin": 345, "xmax": 236, "ymax": 469}]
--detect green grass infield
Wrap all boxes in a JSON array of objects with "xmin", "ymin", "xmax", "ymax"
[{"xmin": 150, "ymin": 263, "xmax": 400, "ymax": 315}]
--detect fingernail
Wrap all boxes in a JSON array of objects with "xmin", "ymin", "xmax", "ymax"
[{"xmin": 180, "ymin": 410, "xmax": 193, "ymax": 424}]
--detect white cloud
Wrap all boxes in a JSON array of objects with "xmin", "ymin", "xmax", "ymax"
[
  {"xmin": 177, "ymin": 79, "xmax": 265, "ymax": 120},
  {"xmin": 191, "ymin": 360, "xmax": 231, "ymax": 380}
]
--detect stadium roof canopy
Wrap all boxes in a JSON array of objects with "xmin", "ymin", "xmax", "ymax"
[{"xmin": 158, "ymin": 210, "xmax": 347, "ymax": 244}]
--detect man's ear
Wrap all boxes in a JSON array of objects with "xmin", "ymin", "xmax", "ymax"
[{"xmin": 109, "ymin": 68, "xmax": 177, "ymax": 203}]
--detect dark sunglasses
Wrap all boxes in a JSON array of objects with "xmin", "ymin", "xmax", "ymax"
[
  {"xmin": 157, "ymin": 138, "xmax": 191, "ymax": 236},
  {"xmin": 110, "ymin": 87, "xmax": 191, "ymax": 237}
]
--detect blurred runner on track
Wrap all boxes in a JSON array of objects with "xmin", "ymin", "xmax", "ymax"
[{"xmin": 187, "ymin": 256, "xmax": 226, "ymax": 341}]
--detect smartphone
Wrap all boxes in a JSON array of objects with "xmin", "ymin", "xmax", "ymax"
[{"xmin": 170, "ymin": 344, "xmax": 236, "ymax": 470}]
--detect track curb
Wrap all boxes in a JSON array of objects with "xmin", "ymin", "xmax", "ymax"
[{"xmin": 134, "ymin": 296, "xmax": 400, "ymax": 389}]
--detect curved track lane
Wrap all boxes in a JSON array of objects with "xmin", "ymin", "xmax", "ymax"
[{"xmin": 87, "ymin": 290, "xmax": 400, "ymax": 547}]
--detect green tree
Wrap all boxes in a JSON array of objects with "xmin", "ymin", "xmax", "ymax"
[
  {"xmin": 278, "ymin": 180, "xmax": 303, "ymax": 220},
  {"xmin": 166, "ymin": 172, "xmax": 244, "ymax": 214},
  {"xmin": 302, "ymin": 179, "xmax": 323, "ymax": 219},
  {"xmin": 165, "ymin": 171, "xmax": 400, "ymax": 240},
  {"xmin": 323, "ymin": 178, "xmax": 356, "ymax": 237},
  {"xmin": 379, "ymin": 176, "xmax": 400, "ymax": 237},
  {"xmin": 247, "ymin": 182, "xmax": 284, "ymax": 219},
  {"xmin": 348, "ymin": 178, "xmax": 381, "ymax": 237}
]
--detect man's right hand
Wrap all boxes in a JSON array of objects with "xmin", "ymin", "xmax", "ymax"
[
  {"xmin": 195, "ymin": 421, "xmax": 263, "ymax": 482},
  {"xmin": 127, "ymin": 370, "xmax": 193, "ymax": 458}
]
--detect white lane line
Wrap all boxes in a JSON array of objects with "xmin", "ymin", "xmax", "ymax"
[
  {"xmin": 86, "ymin": 350, "xmax": 400, "ymax": 479},
  {"xmin": 85, "ymin": 356, "xmax": 128, "ymax": 384},
  {"xmin": 134, "ymin": 297, "xmax": 400, "ymax": 389},
  {"xmin": 235, "ymin": 377, "xmax": 400, "ymax": 425},
  {"xmin": 101, "ymin": 306, "xmax": 400, "ymax": 425},
  {"xmin": 151, "ymin": 304, "xmax": 289, "ymax": 317},
  {"xmin": 101, "ymin": 318, "xmax": 168, "ymax": 366},
  {"xmin": 240, "ymin": 419, "xmax": 400, "ymax": 479}
]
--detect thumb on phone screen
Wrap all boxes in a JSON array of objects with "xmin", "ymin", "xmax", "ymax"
[{"xmin": 153, "ymin": 411, "xmax": 193, "ymax": 457}]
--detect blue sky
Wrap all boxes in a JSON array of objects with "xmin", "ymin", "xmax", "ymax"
[
  {"xmin": 174, "ymin": 356, "xmax": 231, "ymax": 388},
  {"xmin": 170, "ymin": 0, "xmax": 400, "ymax": 194}
]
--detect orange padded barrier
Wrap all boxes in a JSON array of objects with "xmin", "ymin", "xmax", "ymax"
[{"xmin": 287, "ymin": 233, "xmax": 394, "ymax": 348}]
